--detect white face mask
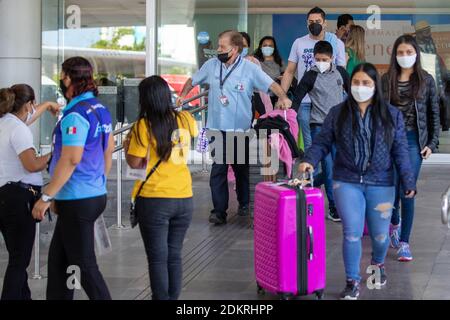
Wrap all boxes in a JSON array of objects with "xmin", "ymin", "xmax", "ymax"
[
  {"xmin": 396, "ymin": 54, "xmax": 417, "ymax": 69},
  {"xmin": 316, "ymin": 61, "xmax": 331, "ymax": 73},
  {"xmin": 25, "ymin": 105, "xmax": 36, "ymax": 123},
  {"xmin": 351, "ymin": 86, "xmax": 375, "ymax": 103}
]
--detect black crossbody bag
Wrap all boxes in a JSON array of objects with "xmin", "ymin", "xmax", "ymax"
[{"xmin": 130, "ymin": 159, "xmax": 162, "ymax": 228}]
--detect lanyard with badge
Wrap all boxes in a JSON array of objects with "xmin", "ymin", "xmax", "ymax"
[{"xmin": 219, "ymin": 57, "xmax": 241, "ymax": 106}]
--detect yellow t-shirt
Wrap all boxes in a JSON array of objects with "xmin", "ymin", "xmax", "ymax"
[{"xmin": 128, "ymin": 111, "xmax": 198, "ymax": 199}]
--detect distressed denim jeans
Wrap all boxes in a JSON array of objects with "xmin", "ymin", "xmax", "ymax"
[{"xmin": 333, "ymin": 181, "xmax": 395, "ymax": 282}]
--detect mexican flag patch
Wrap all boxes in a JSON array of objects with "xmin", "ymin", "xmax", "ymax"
[{"xmin": 67, "ymin": 127, "xmax": 77, "ymax": 135}]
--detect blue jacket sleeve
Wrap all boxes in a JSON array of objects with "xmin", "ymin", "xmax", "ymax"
[
  {"xmin": 391, "ymin": 109, "xmax": 416, "ymax": 192},
  {"xmin": 303, "ymin": 107, "xmax": 336, "ymax": 168}
]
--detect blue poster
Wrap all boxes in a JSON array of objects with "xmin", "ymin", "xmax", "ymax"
[{"xmin": 273, "ymin": 13, "xmax": 450, "ymax": 64}]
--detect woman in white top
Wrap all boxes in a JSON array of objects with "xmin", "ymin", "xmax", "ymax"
[{"xmin": 0, "ymin": 84, "xmax": 59, "ymax": 300}]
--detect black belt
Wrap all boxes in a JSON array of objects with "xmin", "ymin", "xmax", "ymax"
[{"xmin": 6, "ymin": 181, "xmax": 41, "ymax": 195}]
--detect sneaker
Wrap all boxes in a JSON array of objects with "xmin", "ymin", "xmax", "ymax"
[
  {"xmin": 397, "ymin": 242, "xmax": 413, "ymax": 262},
  {"xmin": 389, "ymin": 224, "xmax": 401, "ymax": 249},
  {"xmin": 369, "ymin": 263, "xmax": 387, "ymax": 287},
  {"xmin": 327, "ymin": 207, "xmax": 341, "ymax": 222},
  {"xmin": 339, "ymin": 280, "xmax": 360, "ymax": 300},
  {"xmin": 209, "ymin": 213, "xmax": 227, "ymax": 225},
  {"xmin": 238, "ymin": 205, "xmax": 249, "ymax": 217}
]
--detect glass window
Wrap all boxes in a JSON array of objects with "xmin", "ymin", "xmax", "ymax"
[{"xmin": 41, "ymin": 0, "xmax": 147, "ymax": 146}]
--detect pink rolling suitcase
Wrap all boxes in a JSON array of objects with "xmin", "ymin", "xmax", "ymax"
[{"xmin": 254, "ymin": 180, "xmax": 326, "ymax": 300}]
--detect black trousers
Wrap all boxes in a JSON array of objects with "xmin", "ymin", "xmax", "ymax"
[
  {"xmin": 208, "ymin": 130, "xmax": 251, "ymax": 218},
  {"xmin": 46, "ymin": 195, "xmax": 111, "ymax": 300},
  {"xmin": 137, "ymin": 197, "xmax": 193, "ymax": 300},
  {"xmin": 0, "ymin": 183, "xmax": 39, "ymax": 300}
]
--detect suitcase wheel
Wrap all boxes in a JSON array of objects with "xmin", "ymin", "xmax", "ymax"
[
  {"xmin": 280, "ymin": 293, "xmax": 293, "ymax": 300},
  {"xmin": 256, "ymin": 283, "xmax": 265, "ymax": 296},
  {"xmin": 315, "ymin": 290, "xmax": 325, "ymax": 300}
]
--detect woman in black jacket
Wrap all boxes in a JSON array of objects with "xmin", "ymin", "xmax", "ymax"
[
  {"xmin": 300, "ymin": 63, "xmax": 416, "ymax": 300},
  {"xmin": 382, "ymin": 35, "xmax": 440, "ymax": 262}
]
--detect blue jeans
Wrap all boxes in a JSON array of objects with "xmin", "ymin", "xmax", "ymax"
[
  {"xmin": 334, "ymin": 181, "xmax": 395, "ymax": 282},
  {"xmin": 391, "ymin": 130, "xmax": 422, "ymax": 243},
  {"xmin": 136, "ymin": 197, "xmax": 193, "ymax": 300},
  {"xmin": 298, "ymin": 103, "xmax": 312, "ymax": 150},
  {"xmin": 310, "ymin": 124, "xmax": 335, "ymax": 209}
]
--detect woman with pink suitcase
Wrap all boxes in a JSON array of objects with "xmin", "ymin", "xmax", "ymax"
[{"xmin": 300, "ymin": 63, "xmax": 417, "ymax": 300}]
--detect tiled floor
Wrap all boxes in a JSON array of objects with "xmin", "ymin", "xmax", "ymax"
[{"xmin": 1, "ymin": 165, "xmax": 449, "ymax": 300}]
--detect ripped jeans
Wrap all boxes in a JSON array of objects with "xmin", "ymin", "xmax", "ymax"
[{"xmin": 333, "ymin": 181, "xmax": 395, "ymax": 282}]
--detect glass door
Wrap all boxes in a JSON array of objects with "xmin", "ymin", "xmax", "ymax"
[
  {"xmin": 41, "ymin": 0, "xmax": 147, "ymax": 146},
  {"xmin": 156, "ymin": 0, "xmax": 248, "ymax": 109}
]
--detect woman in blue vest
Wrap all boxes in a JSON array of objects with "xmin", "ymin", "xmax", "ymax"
[{"xmin": 32, "ymin": 57, "xmax": 115, "ymax": 300}]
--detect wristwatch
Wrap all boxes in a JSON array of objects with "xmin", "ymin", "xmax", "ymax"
[{"xmin": 41, "ymin": 193, "xmax": 54, "ymax": 203}]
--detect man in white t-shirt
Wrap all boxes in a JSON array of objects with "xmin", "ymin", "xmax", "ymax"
[{"xmin": 281, "ymin": 7, "xmax": 346, "ymax": 151}]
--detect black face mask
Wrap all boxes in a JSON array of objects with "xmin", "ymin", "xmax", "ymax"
[
  {"xmin": 309, "ymin": 23, "xmax": 323, "ymax": 37},
  {"xmin": 217, "ymin": 50, "xmax": 232, "ymax": 63},
  {"xmin": 60, "ymin": 79, "xmax": 68, "ymax": 98}
]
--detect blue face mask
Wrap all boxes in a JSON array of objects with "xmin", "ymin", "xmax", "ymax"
[
  {"xmin": 241, "ymin": 47, "xmax": 249, "ymax": 57},
  {"xmin": 261, "ymin": 46, "xmax": 275, "ymax": 57}
]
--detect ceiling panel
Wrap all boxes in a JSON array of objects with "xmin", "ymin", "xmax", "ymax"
[{"xmin": 62, "ymin": 0, "xmax": 450, "ymax": 28}]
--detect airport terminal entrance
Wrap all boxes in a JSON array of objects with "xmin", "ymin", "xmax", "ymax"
[{"xmin": 40, "ymin": 0, "xmax": 450, "ymax": 161}]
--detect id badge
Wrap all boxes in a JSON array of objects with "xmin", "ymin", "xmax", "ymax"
[
  {"xmin": 126, "ymin": 164, "xmax": 148, "ymax": 181},
  {"xmin": 220, "ymin": 95, "xmax": 229, "ymax": 106}
]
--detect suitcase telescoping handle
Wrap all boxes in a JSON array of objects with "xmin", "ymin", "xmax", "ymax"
[
  {"xmin": 308, "ymin": 226, "xmax": 314, "ymax": 261},
  {"xmin": 299, "ymin": 169, "xmax": 314, "ymax": 189},
  {"xmin": 287, "ymin": 169, "xmax": 314, "ymax": 189}
]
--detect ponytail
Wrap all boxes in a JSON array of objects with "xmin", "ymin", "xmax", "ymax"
[
  {"xmin": 0, "ymin": 88, "xmax": 16, "ymax": 118},
  {"xmin": 0, "ymin": 84, "xmax": 35, "ymax": 118}
]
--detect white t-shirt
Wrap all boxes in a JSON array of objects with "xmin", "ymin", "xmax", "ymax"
[
  {"xmin": 288, "ymin": 32, "xmax": 346, "ymax": 103},
  {"xmin": 0, "ymin": 113, "xmax": 43, "ymax": 187}
]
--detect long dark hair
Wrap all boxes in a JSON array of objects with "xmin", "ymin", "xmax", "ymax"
[
  {"xmin": 240, "ymin": 32, "xmax": 251, "ymax": 49},
  {"xmin": 134, "ymin": 76, "xmax": 179, "ymax": 161},
  {"xmin": 337, "ymin": 63, "xmax": 394, "ymax": 145},
  {"xmin": 62, "ymin": 57, "xmax": 98, "ymax": 98},
  {"xmin": 387, "ymin": 35, "xmax": 426, "ymax": 103},
  {"xmin": 254, "ymin": 36, "xmax": 283, "ymax": 68},
  {"xmin": 0, "ymin": 84, "xmax": 35, "ymax": 118}
]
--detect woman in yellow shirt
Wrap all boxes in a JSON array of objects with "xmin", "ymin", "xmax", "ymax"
[{"xmin": 125, "ymin": 76, "xmax": 198, "ymax": 300}]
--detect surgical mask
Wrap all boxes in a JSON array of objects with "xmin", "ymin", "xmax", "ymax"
[
  {"xmin": 396, "ymin": 54, "xmax": 417, "ymax": 69},
  {"xmin": 309, "ymin": 23, "xmax": 323, "ymax": 37},
  {"xmin": 351, "ymin": 86, "xmax": 375, "ymax": 103},
  {"xmin": 241, "ymin": 47, "xmax": 249, "ymax": 57},
  {"xmin": 26, "ymin": 105, "xmax": 36, "ymax": 123},
  {"xmin": 261, "ymin": 46, "xmax": 274, "ymax": 57},
  {"xmin": 60, "ymin": 79, "xmax": 69, "ymax": 98},
  {"xmin": 217, "ymin": 49, "xmax": 232, "ymax": 63},
  {"xmin": 316, "ymin": 61, "xmax": 331, "ymax": 73}
]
